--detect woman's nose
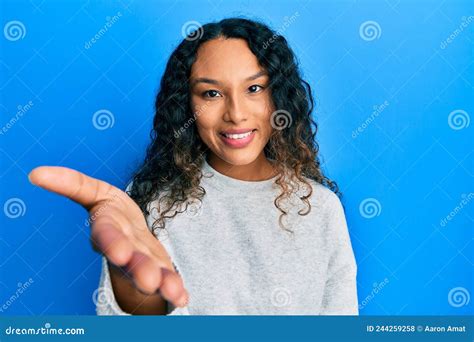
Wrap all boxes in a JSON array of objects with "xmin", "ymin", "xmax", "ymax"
[{"xmin": 223, "ymin": 94, "xmax": 248, "ymax": 123}]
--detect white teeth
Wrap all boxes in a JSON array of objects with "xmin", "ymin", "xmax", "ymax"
[{"xmin": 223, "ymin": 131, "xmax": 253, "ymax": 139}]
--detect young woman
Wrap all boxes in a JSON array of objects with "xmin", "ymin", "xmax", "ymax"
[{"xmin": 29, "ymin": 18, "xmax": 358, "ymax": 315}]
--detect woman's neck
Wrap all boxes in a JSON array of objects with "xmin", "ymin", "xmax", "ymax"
[{"xmin": 207, "ymin": 153, "xmax": 277, "ymax": 181}]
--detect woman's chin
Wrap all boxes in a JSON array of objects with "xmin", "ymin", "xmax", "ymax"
[{"xmin": 213, "ymin": 149, "xmax": 262, "ymax": 168}]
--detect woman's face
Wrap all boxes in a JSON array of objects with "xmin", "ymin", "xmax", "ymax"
[{"xmin": 190, "ymin": 38, "xmax": 274, "ymax": 167}]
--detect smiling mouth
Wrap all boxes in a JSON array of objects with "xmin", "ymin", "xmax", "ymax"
[{"xmin": 219, "ymin": 129, "xmax": 257, "ymax": 140}]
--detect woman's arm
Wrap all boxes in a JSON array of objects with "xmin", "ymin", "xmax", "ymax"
[{"xmin": 319, "ymin": 193, "xmax": 359, "ymax": 315}]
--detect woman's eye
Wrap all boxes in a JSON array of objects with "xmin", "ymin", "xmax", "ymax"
[
  {"xmin": 248, "ymin": 85, "xmax": 264, "ymax": 93},
  {"xmin": 203, "ymin": 90, "xmax": 221, "ymax": 98}
]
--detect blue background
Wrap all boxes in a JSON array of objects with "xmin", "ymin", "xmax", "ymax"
[{"xmin": 0, "ymin": 0, "xmax": 472, "ymax": 315}]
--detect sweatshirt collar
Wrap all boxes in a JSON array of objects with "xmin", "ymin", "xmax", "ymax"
[{"xmin": 201, "ymin": 158, "xmax": 280, "ymax": 192}]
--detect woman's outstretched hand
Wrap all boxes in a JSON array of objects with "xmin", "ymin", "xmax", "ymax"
[{"xmin": 28, "ymin": 166, "xmax": 189, "ymax": 311}]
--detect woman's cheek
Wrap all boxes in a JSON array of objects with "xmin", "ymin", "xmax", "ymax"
[
  {"xmin": 258, "ymin": 105, "xmax": 274, "ymax": 143},
  {"xmin": 195, "ymin": 115, "xmax": 219, "ymax": 148}
]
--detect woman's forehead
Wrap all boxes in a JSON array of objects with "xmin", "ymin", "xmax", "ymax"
[{"xmin": 191, "ymin": 38, "xmax": 263, "ymax": 80}]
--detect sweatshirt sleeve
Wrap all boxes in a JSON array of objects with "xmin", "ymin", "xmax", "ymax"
[
  {"xmin": 95, "ymin": 256, "xmax": 190, "ymax": 315},
  {"xmin": 95, "ymin": 256, "xmax": 131, "ymax": 316},
  {"xmin": 319, "ymin": 193, "xmax": 359, "ymax": 315}
]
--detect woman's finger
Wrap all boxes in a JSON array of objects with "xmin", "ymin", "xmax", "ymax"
[
  {"xmin": 125, "ymin": 252, "xmax": 188, "ymax": 308},
  {"xmin": 28, "ymin": 166, "xmax": 117, "ymax": 210},
  {"xmin": 91, "ymin": 222, "xmax": 134, "ymax": 267},
  {"xmin": 125, "ymin": 251, "xmax": 164, "ymax": 294},
  {"xmin": 159, "ymin": 268, "xmax": 189, "ymax": 308}
]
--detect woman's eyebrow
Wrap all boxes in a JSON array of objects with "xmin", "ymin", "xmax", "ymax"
[
  {"xmin": 190, "ymin": 71, "xmax": 268, "ymax": 87},
  {"xmin": 245, "ymin": 70, "xmax": 268, "ymax": 81}
]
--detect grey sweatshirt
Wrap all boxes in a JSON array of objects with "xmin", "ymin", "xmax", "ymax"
[{"xmin": 96, "ymin": 159, "xmax": 358, "ymax": 315}]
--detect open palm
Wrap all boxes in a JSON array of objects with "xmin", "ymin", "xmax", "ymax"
[{"xmin": 28, "ymin": 166, "xmax": 188, "ymax": 310}]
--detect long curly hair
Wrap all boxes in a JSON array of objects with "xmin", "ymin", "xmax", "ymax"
[{"xmin": 128, "ymin": 17, "xmax": 341, "ymax": 233}]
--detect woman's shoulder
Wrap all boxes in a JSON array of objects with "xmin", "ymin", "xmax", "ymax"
[
  {"xmin": 299, "ymin": 177, "xmax": 340, "ymax": 201},
  {"xmin": 301, "ymin": 177, "xmax": 344, "ymax": 216}
]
